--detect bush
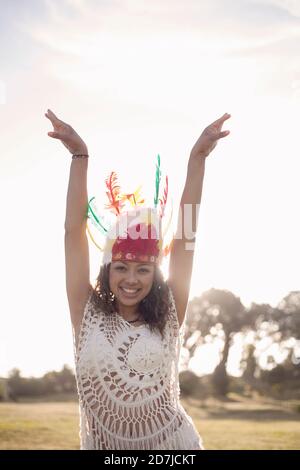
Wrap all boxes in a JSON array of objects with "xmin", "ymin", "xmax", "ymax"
[
  {"xmin": 0, "ymin": 380, "xmax": 8, "ymax": 401},
  {"xmin": 179, "ymin": 371, "xmax": 199, "ymax": 397}
]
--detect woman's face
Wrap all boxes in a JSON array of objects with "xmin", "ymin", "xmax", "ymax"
[{"xmin": 109, "ymin": 260, "xmax": 155, "ymax": 308}]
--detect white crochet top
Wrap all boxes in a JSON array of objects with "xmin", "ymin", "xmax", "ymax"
[{"xmin": 73, "ymin": 285, "xmax": 204, "ymax": 450}]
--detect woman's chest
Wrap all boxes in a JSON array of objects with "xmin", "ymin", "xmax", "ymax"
[{"xmin": 77, "ymin": 321, "xmax": 174, "ymax": 384}]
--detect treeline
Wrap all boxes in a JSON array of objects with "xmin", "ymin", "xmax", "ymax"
[
  {"xmin": 0, "ymin": 357, "xmax": 300, "ymax": 401},
  {"xmin": 183, "ymin": 288, "xmax": 300, "ymax": 396},
  {"xmin": 1, "ymin": 356, "xmax": 299, "ymax": 402},
  {"xmin": 0, "ymin": 365, "xmax": 77, "ymax": 401},
  {"xmin": 180, "ymin": 349, "xmax": 300, "ymax": 400}
]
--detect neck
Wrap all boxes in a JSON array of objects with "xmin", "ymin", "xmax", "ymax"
[{"xmin": 115, "ymin": 301, "xmax": 140, "ymax": 320}]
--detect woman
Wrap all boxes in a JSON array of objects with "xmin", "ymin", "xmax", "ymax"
[{"xmin": 45, "ymin": 108, "xmax": 231, "ymax": 450}]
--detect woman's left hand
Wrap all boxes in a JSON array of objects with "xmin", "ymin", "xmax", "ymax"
[{"xmin": 190, "ymin": 113, "xmax": 231, "ymax": 160}]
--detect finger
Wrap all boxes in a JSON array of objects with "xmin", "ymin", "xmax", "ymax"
[
  {"xmin": 47, "ymin": 131, "xmax": 61, "ymax": 139},
  {"xmin": 211, "ymin": 113, "xmax": 231, "ymax": 127},
  {"xmin": 45, "ymin": 109, "xmax": 61, "ymax": 123},
  {"xmin": 45, "ymin": 113, "xmax": 57, "ymax": 124},
  {"xmin": 218, "ymin": 130, "xmax": 230, "ymax": 139},
  {"xmin": 47, "ymin": 109, "xmax": 59, "ymax": 119}
]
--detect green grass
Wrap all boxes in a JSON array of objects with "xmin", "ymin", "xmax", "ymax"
[
  {"xmin": 184, "ymin": 395, "xmax": 300, "ymax": 450},
  {"xmin": 196, "ymin": 419, "xmax": 300, "ymax": 450},
  {"xmin": 0, "ymin": 402, "xmax": 79, "ymax": 450},
  {"xmin": 0, "ymin": 396, "xmax": 299, "ymax": 450}
]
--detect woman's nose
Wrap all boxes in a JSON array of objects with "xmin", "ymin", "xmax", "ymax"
[{"xmin": 126, "ymin": 270, "xmax": 138, "ymax": 283}]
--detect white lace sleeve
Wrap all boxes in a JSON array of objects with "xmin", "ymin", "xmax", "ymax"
[
  {"xmin": 73, "ymin": 287, "xmax": 95, "ymax": 359},
  {"xmin": 167, "ymin": 285, "xmax": 186, "ymax": 355}
]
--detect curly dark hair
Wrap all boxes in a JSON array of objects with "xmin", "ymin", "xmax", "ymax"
[{"xmin": 90, "ymin": 263, "xmax": 171, "ymax": 339}]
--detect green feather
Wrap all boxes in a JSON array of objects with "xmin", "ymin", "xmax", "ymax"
[
  {"xmin": 86, "ymin": 197, "xmax": 108, "ymax": 235},
  {"xmin": 153, "ymin": 154, "xmax": 161, "ymax": 207}
]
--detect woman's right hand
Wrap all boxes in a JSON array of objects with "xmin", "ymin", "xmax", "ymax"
[{"xmin": 45, "ymin": 109, "xmax": 88, "ymax": 155}]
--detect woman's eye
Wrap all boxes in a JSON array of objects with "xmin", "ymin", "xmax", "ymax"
[{"xmin": 115, "ymin": 266, "xmax": 149, "ymax": 273}]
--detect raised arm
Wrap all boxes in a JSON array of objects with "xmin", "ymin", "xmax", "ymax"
[
  {"xmin": 45, "ymin": 109, "xmax": 92, "ymax": 332},
  {"xmin": 167, "ymin": 113, "xmax": 231, "ymax": 326}
]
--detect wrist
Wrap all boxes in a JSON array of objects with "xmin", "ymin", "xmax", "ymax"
[
  {"xmin": 72, "ymin": 155, "xmax": 89, "ymax": 161},
  {"xmin": 71, "ymin": 144, "xmax": 88, "ymax": 155},
  {"xmin": 188, "ymin": 152, "xmax": 206, "ymax": 170},
  {"xmin": 72, "ymin": 147, "xmax": 88, "ymax": 154}
]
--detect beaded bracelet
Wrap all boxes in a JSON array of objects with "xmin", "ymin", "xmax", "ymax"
[{"xmin": 72, "ymin": 154, "xmax": 89, "ymax": 159}]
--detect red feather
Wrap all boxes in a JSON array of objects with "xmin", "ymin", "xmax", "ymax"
[
  {"xmin": 105, "ymin": 172, "xmax": 124, "ymax": 215},
  {"xmin": 159, "ymin": 175, "xmax": 168, "ymax": 217}
]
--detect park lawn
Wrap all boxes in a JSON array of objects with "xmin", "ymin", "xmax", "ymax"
[
  {"xmin": 0, "ymin": 402, "xmax": 80, "ymax": 450},
  {"xmin": 184, "ymin": 395, "xmax": 300, "ymax": 450},
  {"xmin": 0, "ymin": 397, "xmax": 299, "ymax": 450},
  {"xmin": 195, "ymin": 418, "xmax": 300, "ymax": 450}
]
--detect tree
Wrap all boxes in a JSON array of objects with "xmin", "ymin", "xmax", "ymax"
[
  {"xmin": 42, "ymin": 365, "xmax": 76, "ymax": 394},
  {"xmin": 7, "ymin": 368, "xmax": 22, "ymax": 400},
  {"xmin": 55, "ymin": 364, "xmax": 76, "ymax": 393},
  {"xmin": 184, "ymin": 288, "xmax": 256, "ymax": 395},
  {"xmin": 245, "ymin": 292, "xmax": 300, "ymax": 379},
  {"xmin": 277, "ymin": 291, "xmax": 300, "ymax": 340},
  {"xmin": 241, "ymin": 344, "xmax": 259, "ymax": 383}
]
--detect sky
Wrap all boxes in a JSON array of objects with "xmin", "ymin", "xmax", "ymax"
[{"xmin": 0, "ymin": 0, "xmax": 299, "ymax": 378}]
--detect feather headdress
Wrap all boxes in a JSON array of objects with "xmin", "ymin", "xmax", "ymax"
[{"xmin": 86, "ymin": 154, "xmax": 174, "ymax": 265}]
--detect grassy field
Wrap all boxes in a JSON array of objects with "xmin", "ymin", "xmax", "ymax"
[{"xmin": 0, "ymin": 395, "xmax": 299, "ymax": 450}]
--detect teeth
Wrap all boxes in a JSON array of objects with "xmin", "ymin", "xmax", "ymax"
[{"xmin": 122, "ymin": 288, "xmax": 138, "ymax": 293}]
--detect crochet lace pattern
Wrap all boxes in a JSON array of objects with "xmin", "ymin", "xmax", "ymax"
[{"xmin": 73, "ymin": 285, "xmax": 204, "ymax": 450}]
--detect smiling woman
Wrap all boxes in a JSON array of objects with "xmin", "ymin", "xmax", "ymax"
[
  {"xmin": 45, "ymin": 107, "xmax": 230, "ymax": 450},
  {"xmin": 90, "ymin": 260, "xmax": 170, "ymax": 335},
  {"xmin": 109, "ymin": 261, "xmax": 155, "ymax": 318},
  {"xmin": 111, "ymin": 260, "xmax": 155, "ymax": 304}
]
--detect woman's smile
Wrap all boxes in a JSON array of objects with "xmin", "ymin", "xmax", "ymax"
[{"xmin": 119, "ymin": 286, "xmax": 142, "ymax": 298}]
